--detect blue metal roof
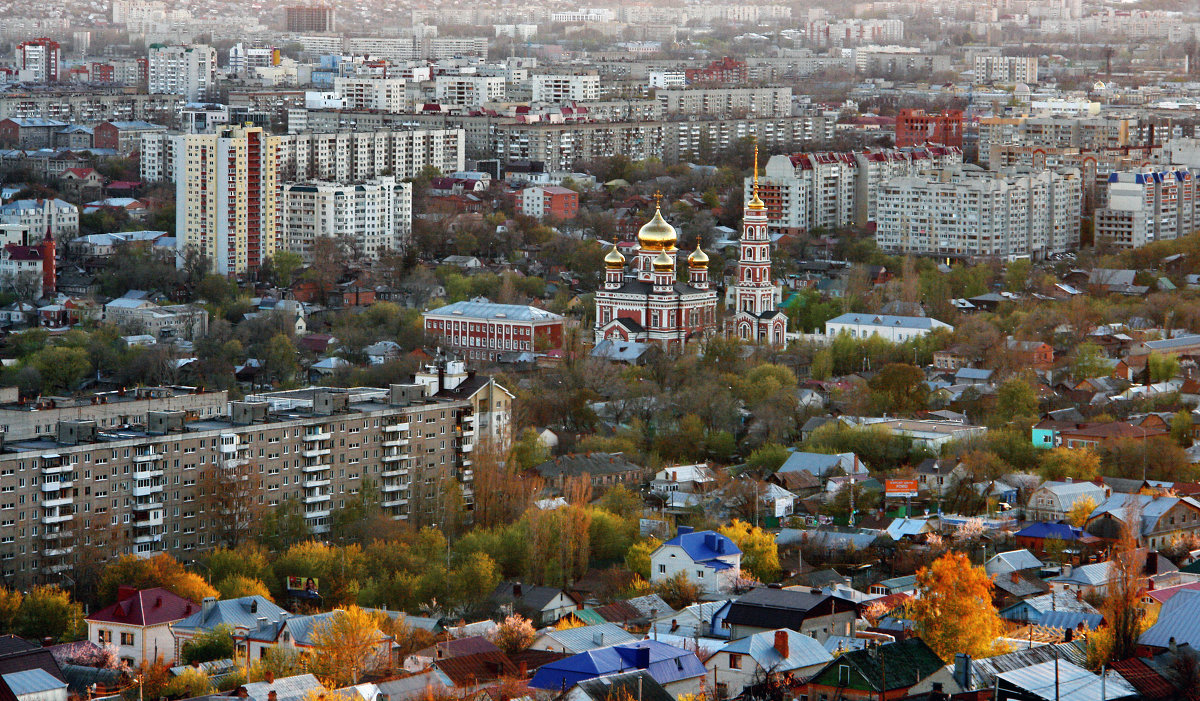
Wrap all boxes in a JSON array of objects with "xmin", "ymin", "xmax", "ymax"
[
  {"xmin": 2, "ymin": 669, "xmax": 67, "ymax": 696},
  {"xmin": 528, "ymin": 640, "xmax": 706, "ymax": 691},
  {"xmin": 826, "ymin": 313, "xmax": 943, "ymax": 330},
  {"xmin": 1014, "ymin": 522, "xmax": 1089, "ymax": 541},
  {"xmin": 662, "ymin": 527, "xmax": 741, "ymax": 565},
  {"xmin": 1140, "ymin": 588, "xmax": 1200, "ymax": 648},
  {"xmin": 1038, "ymin": 611, "xmax": 1104, "ymax": 631}
]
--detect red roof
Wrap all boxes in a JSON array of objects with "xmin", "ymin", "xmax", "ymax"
[
  {"xmin": 86, "ymin": 587, "xmax": 197, "ymax": 627},
  {"xmin": 61, "ymin": 167, "xmax": 98, "ymax": 179},
  {"xmin": 1109, "ymin": 658, "xmax": 1179, "ymax": 699},
  {"xmin": 435, "ymin": 650, "xmax": 518, "ymax": 687},
  {"xmin": 4, "ymin": 244, "xmax": 42, "ymax": 261}
]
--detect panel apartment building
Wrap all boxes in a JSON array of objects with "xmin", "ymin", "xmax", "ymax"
[
  {"xmin": 874, "ymin": 166, "xmax": 1083, "ymax": 260},
  {"xmin": 977, "ymin": 113, "xmax": 1139, "ymax": 167},
  {"xmin": 0, "ymin": 381, "xmax": 495, "ymax": 589},
  {"xmin": 280, "ymin": 177, "xmax": 413, "ymax": 261},
  {"xmin": 1095, "ymin": 166, "xmax": 1197, "ymax": 249}
]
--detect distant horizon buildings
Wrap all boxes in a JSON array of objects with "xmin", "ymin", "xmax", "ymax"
[{"xmin": 284, "ymin": 5, "xmax": 334, "ymax": 33}]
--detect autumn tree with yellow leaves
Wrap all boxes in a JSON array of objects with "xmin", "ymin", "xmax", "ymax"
[
  {"xmin": 309, "ymin": 606, "xmax": 390, "ymax": 687},
  {"xmin": 909, "ymin": 552, "xmax": 1009, "ymax": 661}
]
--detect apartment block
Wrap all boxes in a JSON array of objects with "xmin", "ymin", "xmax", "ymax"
[
  {"xmin": 173, "ymin": 125, "xmax": 280, "ymax": 275},
  {"xmin": 434, "ymin": 75, "xmax": 505, "ymax": 108},
  {"xmin": 874, "ymin": 166, "xmax": 1082, "ymax": 260},
  {"xmin": 280, "ymin": 177, "xmax": 412, "ymax": 262},
  {"xmin": 746, "ymin": 146, "xmax": 964, "ymax": 235},
  {"xmin": 333, "ymin": 77, "xmax": 409, "ymax": 113},
  {"xmin": 277, "ymin": 129, "xmax": 466, "ymax": 182},
  {"xmin": 977, "ymin": 114, "xmax": 1139, "ymax": 167},
  {"xmin": 974, "ymin": 55, "xmax": 1039, "ymax": 84},
  {"xmin": 1095, "ymin": 167, "xmax": 1197, "ymax": 249},
  {"xmin": 0, "ymin": 91, "xmax": 180, "ymax": 123},
  {"xmin": 805, "ymin": 19, "xmax": 904, "ymax": 46},
  {"xmin": 519, "ymin": 185, "xmax": 579, "ymax": 220},
  {"xmin": 16, "ymin": 38, "xmax": 61, "ymax": 83},
  {"xmin": 530, "ymin": 74, "xmax": 600, "ymax": 103},
  {"xmin": 894, "ymin": 109, "xmax": 963, "ymax": 148},
  {"xmin": 424, "ymin": 299, "xmax": 564, "ymax": 362},
  {"xmin": 148, "ymin": 44, "xmax": 218, "ymax": 101},
  {"xmin": 0, "ymin": 383, "xmax": 488, "ymax": 588},
  {"xmin": 284, "ymin": 5, "xmax": 334, "ymax": 33},
  {"xmin": 656, "ymin": 87, "xmax": 792, "ymax": 119}
]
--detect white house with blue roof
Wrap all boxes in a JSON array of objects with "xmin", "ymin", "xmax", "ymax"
[
  {"xmin": 824, "ymin": 313, "xmax": 952, "ymax": 343},
  {"xmin": 650, "ymin": 526, "xmax": 741, "ymax": 594}
]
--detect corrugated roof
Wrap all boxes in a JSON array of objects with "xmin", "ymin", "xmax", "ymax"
[
  {"xmin": 173, "ymin": 596, "xmax": 289, "ymax": 634},
  {"xmin": 716, "ymin": 629, "xmax": 832, "ymax": 672},
  {"xmin": 996, "ymin": 659, "xmax": 1136, "ymax": 701},
  {"xmin": 528, "ymin": 640, "xmax": 705, "ymax": 691},
  {"xmin": 425, "ymin": 298, "xmax": 562, "ymax": 322},
  {"xmin": 826, "ymin": 313, "xmax": 947, "ymax": 330},
  {"xmin": 1, "ymin": 669, "xmax": 66, "ymax": 696},
  {"xmin": 540, "ymin": 624, "xmax": 637, "ymax": 653},
  {"xmin": 1140, "ymin": 588, "xmax": 1200, "ymax": 648}
]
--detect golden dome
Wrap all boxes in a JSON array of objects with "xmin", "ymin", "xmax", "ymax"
[
  {"xmin": 652, "ymin": 251, "xmax": 674, "ymax": 273},
  {"xmin": 688, "ymin": 243, "xmax": 709, "ymax": 268},
  {"xmin": 604, "ymin": 244, "xmax": 625, "ymax": 269},
  {"xmin": 638, "ymin": 203, "xmax": 677, "ymax": 252}
]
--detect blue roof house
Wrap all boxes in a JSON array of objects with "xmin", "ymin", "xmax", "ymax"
[
  {"xmin": 529, "ymin": 640, "xmax": 706, "ymax": 696},
  {"xmin": 649, "ymin": 527, "xmax": 742, "ymax": 594}
]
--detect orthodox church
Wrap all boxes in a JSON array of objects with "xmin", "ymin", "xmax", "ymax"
[
  {"xmin": 593, "ymin": 195, "xmax": 720, "ymax": 351},
  {"xmin": 593, "ymin": 149, "xmax": 786, "ymax": 350}
]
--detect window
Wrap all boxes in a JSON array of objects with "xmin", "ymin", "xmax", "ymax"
[
  {"xmin": 658, "ymin": 564, "xmax": 666, "ymax": 574},
  {"xmin": 696, "ymin": 570, "xmax": 705, "ymax": 578},
  {"xmin": 120, "ymin": 632, "xmax": 135, "ymax": 646},
  {"xmin": 728, "ymin": 654, "xmax": 741, "ymax": 670},
  {"xmin": 838, "ymin": 665, "xmax": 850, "ymax": 686}
]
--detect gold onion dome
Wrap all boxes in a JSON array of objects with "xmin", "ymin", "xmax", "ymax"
[
  {"xmin": 604, "ymin": 244, "xmax": 625, "ymax": 268},
  {"xmin": 688, "ymin": 243, "xmax": 709, "ymax": 268},
  {"xmin": 638, "ymin": 204, "xmax": 677, "ymax": 251},
  {"xmin": 652, "ymin": 251, "xmax": 674, "ymax": 273}
]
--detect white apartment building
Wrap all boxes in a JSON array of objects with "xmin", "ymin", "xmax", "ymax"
[
  {"xmin": 974, "ymin": 55, "xmax": 1039, "ymax": 84},
  {"xmin": 0, "ymin": 198, "xmax": 79, "ymax": 238},
  {"xmin": 173, "ymin": 125, "xmax": 280, "ymax": 275},
  {"xmin": 530, "ymin": 73, "xmax": 600, "ymax": 103},
  {"xmin": 276, "ymin": 129, "xmax": 466, "ymax": 182},
  {"xmin": 16, "ymin": 39, "xmax": 60, "ymax": 83},
  {"xmin": 280, "ymin": 177, "xmax": 413, "ymax": 262},
  {"xmin": 874, "ymin": 166, "xmax": 1082, "ymax": 260},
  {"xmin": 434, "ymin": 75, "xmax": 505, "ymax": 108},
  {"xmin": 805, "ymin": 19, "xmax": 904, "ymax": 46},
  {"xmin": 1095, "ymin": 167, "xmax": 1197, "ymax": 249},
  {"xmin": 657, "ymin": 87, "xmax": 792, "ymax": 118},
  {"xmin": 977, "ymin": 114, "xmax": 1137, "ymax": 167},
  {"xmin": 648, "ymin": 70, "xmax": 686, "ymax": 89},
  {"xmin": 333, "ymin": 77, "xmax": 409, "ymax": 112},
  {"xmin": 148, "ymin": 44, "xmax": 217, "ymax": 101}
]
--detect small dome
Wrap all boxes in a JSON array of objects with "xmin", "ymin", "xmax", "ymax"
[
  {"xmin": 688, "ymin": 243, "xmax": 709, "ymax": 268},
  {"xmin": 638, "ymin": 204, "xmax": 677, "ymax": 251},
  {"xmin": 604, "ymin": 244, "xmax": 625, "ymax": 269},
  {"xmin": 652, "ymin": 251, "xmax": 674, "ymax": 273}
]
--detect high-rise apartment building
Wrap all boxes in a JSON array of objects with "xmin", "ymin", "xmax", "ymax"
[
  {"xmin": 16, "ymin": 38, "xmax": 61, "ymax": 83},
  {"xmin": 333, "ymin": 77, "xmax": 409, "ymax": 112},
  {"xmin": 0, "ymin": 379, "xmax": 498, "ymax": 588},
  {"xmin": 977, "ymin": 114, "xmax": 1139, "ymax": 167},
  {"xmin": 1095, "ymin": 167, "xmax": 1197, "ymax": 249},
  {"xmin": 173, "ymin": 125, "xmax": 280, "ymax": 276},
  {"xmin": 874, "ymin": 166, "xmax": 1082, "ymax": 260},
  {"xmin": 434, "ymin": 75, "xmax": 505, "ymax": 108},
  {"xmin": 148, "ymin": 44, "xmax": 217, "ymax": 102},
  {"xmin": 280, "ymin": 177, "xmax": 413, "ymax": 262},
  {"xmin": 895, "ymin": 109, "xmax": 963, "ymax": 148},
  {"xmin": 530, "ymin": 74, "xmax": 601, "ymax": 103},
  {"xmin": 285, "ymin": 5, "xmax": 334, "ymax": 33},
  {"xmin": 973, "ymin": 55, "xmax": 1039, "ymax": 84},
  {"xmin": 656, "ymin": 87, "xmax": 792, "ymax": 119}
]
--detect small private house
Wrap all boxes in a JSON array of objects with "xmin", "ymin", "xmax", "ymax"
[
  {"xmin": 824, "ymin": 313, "xmax": 953, "ymax": 342},
  {"xmin": 649, "ymin": 527, "xmax": 742, "ymax": 594},
  {"xmin": 705, "ymin": 629, "xmax": 833, "ymax": 698},
  {"xmin": 713, "ymin": 588, "xmax": 858, "ymax": 640},
  {"xmin": 983, "ymin": 549, "xmax": 1044, "ymax": 578},
  {"xmin": 0, "ymin": 669, "xmax": 68, "ymax": 701},
  {"xmin": 243, "ymin": 610, "xmax": 391, "ymax": 664},
  {"xmin": 528, "ymin": 641, "xmax": 707, "ymax": 697},
  {"xmin": 530, "ymin": 623, "xmax": 639, "ymax": 654},
  {"xmin": 1025, "ymin": 480, "xmax": 1110, "ymax": 522},
  {"xmin": 85, "ymin": 587, "xmax": 197, "ymax": 666},
  {"xmin": 1084, "ymin": 493, "xmax": 1200, "ymax": 549},
  {"xmin": 171, "ymin": 596, "xmax": 290, "ymax": 660},
  {"xmin": 490, "ymin": 582, "xmax": 576, "ymax": 626},
  {"xmin": 802, "ymin": 638, "xmax": 953, "ymax": 700},
  {"xmin": 649, "ymin": 464, "xmax": 716, "ymax": 495}
]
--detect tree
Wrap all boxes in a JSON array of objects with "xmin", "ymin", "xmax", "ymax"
[
  {"xmin": 29, "ymin": 346, "xmax": 91, "ymax": 393},
  {"xmin": 181, "ymin": 625, "xmax": 235, "ymax": 664},
  {"xmin": 216, "ymin": 576, "xmax": 273, "ymax": 601},
  {"xmin": 1090, "ymin": 500, "xmax": 1148, "ymax": 668},
  {"xmin": 309, "ymin": 606, "xmax": 388, "ymax": 687},
  {"xmin": 745, "ymin": 443, "xmax": 789, "ymax": 473},
  {"xmin": 489, "ymin": 614, "xmax": 537, "ymax": 654},
  {"xmin": 270, "ymin": 251, "xmax": 303, "ymax": 287},
  {"xmin": 13, "ymin": 586, "xmax": 84, "ymax": 642},
  {"xmin": 1172, "ymin": 409, "xmax": 1195, "ymax": 448},
  {"xmin": 203, "ymin": 544, "xmax": 273, "ymax": 587},
  {"xmin": 98, "ymin": 554, "xmax": 218, "ymax": 605},
  {"xmin": 164, "ymin": 668, "xmax": 212, "ymax": 698},
  {"xmin": 598, "ymin": 484, "xmax": 642, "ymax": 519},
  {"xmin": 624, "ymin": 538, "xmax": 660, "ymax": 580},
  {"xmin": 259, "ymin": 497, "xmax": 310, "ymax": 552},
  {"xmin": 718, "ymin": 520, "xmax": 781, "ymax": 581},
  {"xmin": 993, "ymin": 376, "xmax": 1039, "ymax": 427},
  {"xmin": 1070, "ymin": 342, "xmax": 1110, "ymax": 381},
  {"xmin": 197, "ymin": 459, "xmax": 264, "ymax": 548},
  {"xmin": 1067, "ymin": 495, "xmax": 1098, "ymax": 527},
  {"xmin": 1038, "ymin": 447, "xmax": 1101, "ymax": 481},
  {"xmin": 868, "ymin": 363, "xmax": 928, "ymax": 415},
  {"xmin": 125, "ymin": 657, "xmax": 171, "ymax": 701},
  {"xmin": 262, "ymin": 333, "xmax": 299, "ymax": 386},
  {"xmin": 909, "ymin": 552, "xmax": 1008, "ymax": 661},
  {"xmin": 653, "ymin": 571, "xmax": 701, "ymax": 609},
  {"xmin": 1148, "ymin": 353, "xmax": 1181, "ymax": 382},
  {"xmin": 509, "ymin": 428, "xmax": 550, "ymax": 471}
]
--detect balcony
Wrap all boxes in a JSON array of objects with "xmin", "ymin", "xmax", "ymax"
[
  {"xmin": 460, "ymin": 443, "xmax": 474, "ymax": 453},
  {"xmin": 42, "ymin": 563, "xmax": 71, "ymax": 574},
  {"xmin": 134, "ymin": 468, "xmax": 163, "ymax": 481},
  {"xmin": 41, "ymin": 511, "xmax": 72, "ymax": 525},
  {"xmin": 381, "ymin": 497, "xmax": 408, "ymax": 508},
  {"xmin": 303, "ymin": 477, "xmax": 331, "ymax": 488},
  {"xmin": 382, "ymin": 452, "xmax": 410, "ymax": 462},
  {"xmin": 42, "ymin": 546, "xmax": 73, "ymax": 557},
  {"xmin": 131, "ymin": 500, "xmax": 164, "ymax": 511},
  {"xmin": 41, "ymin": 480, "xmax": 73, "ymax": 492},
  {"xmin": 40, "ymin": 462, "xmax": 69, "ymax": 475},
  {"xmin": 133, "ymin": 483, "xmax": 164, "ymax": 497},
  {"xmin": 381, "ymin": 466, "xmax": 409, "ymax": 478},
  {"xmin": 302, "ymin": 462, "xmax": 330, "ymax": 473},
  {"xmin": 302, "ymin": 447, "xmax": 331, "ymax": 458},
  {"xmin": 133, "ymin": 513, "xmax": 164, "ymax": 528},
  {"xmin": 381, "ymin": 482, "xmax": 407, "ymax": 493},
  {"xmin": 133, "ymin": 532, "xmax": 163, "ymax": 545},
  {"xmin": 384, "ymin": 422, "xmax": 410, "ymax": 432},
  {"xmin": 382, "ymin": 437, "xmax": 409, "ymax": 448},
  {"xmin": 133, "ymin": 450, "xmax": 163, "ymax": 463},
  {"xmin": 41, "ymin": 495, "xmax": 73, "ymax": 509},
  {"xmin": 41, "ymin": 529, "xmax": 71, "ymax": 540},
  {"xmin": 310, "ymin": 523, "xmax": 330, "ymax": 534},
  {"xmin": 303, "ymin": 493, "xmax": 330, "ymax": 504},
  {"xmin": 303, "ymin": 430, "xmax": 331, "ymax": 442}
]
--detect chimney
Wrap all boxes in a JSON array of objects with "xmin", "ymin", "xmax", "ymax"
[
  {"xmin": 1062, "ymin": 563, "xmax": 1073, "ymax": 577},
  {"xmin": 191, "ymin": 660, "xmax": 200, "ymax": 668},
  {"xmin": 593, "ymin": 632, "xmax": 604, "ymax": 647},
  {"xmin": 1010, "ymin": 572, "xmax": 1019, "ymax": 583},
  {"xmin": 773, "ymin": 630, "xmax": 789, "ymax": 659},
  {"xmin": 155, "ymin": 595, "xmax": 163, "ymax": 608},
  {"xmin": 251, "ymin": 599, "xmax": 258, "ymax": 614},
  {"xmin": 201, "ymin": 596, "xmax": 217, "ymax": 619},
  {"xmin": 117, "ymin": 585, "xmax": 137, "ymax": 602},
  {"xmin": 954, "ymin": 653, "xmax": 972, "ymax": 690},
  {"xmin": 634, "ymin": 646, "xmax": 651, "ymax": 670},
  {"xmin": 678, "ymin": 526, "xmax": 694, "ymax": 536},
  {"xmin": 513, "ymin": 583, "xmax": 523, "ymax": 598},
  {"xmin": 40, "ymin": 222, "xmax": 55, "ymax": 296},
  {"xmin": 264, "ymin": 671, "xmax": 275, "ymax": 685},
  {"xmin": 1075, "ymin": 590, "xmax": 1083, "ymax": 602}
]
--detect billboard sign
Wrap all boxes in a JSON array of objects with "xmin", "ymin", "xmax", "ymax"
[
  {"xmin": 885, "ymin": 479, "xmax": 919, "ymax": 498},
  {"xmin": 285, "ymin": 576, "xmax": 319, "ymax": 595}
]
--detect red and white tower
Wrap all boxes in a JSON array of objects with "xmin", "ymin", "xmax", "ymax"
[{"xmin": 729, "ymin": 146, "xmax": 788, "ymax": 345}]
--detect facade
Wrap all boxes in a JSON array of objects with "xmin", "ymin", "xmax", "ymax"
[
  {"xmin": 86, "ymin": 587, "xmax": 196, "ymax": 666},
  {"xmin": 727, "ymin": 155, "xmax": 787, "ymax": 345},
  {"xmin": 102, "ymin": 298, "xmax": 209, "ymax": 341},
  {"xmin": 531, "ymin": 74, "xmax": 600, "ymax": 103},
  {"xmin": 649, "ymin": 527, "xmax": 742, "ymax": 595},
  {"xmin": 0, "ymin": 198, "xmax": 78, "ymax": 238},
  {"xmin": 976, "ymin": 114, "xmax": 1137, "ymax": 167},
  {"xmin": 519, "ymin": 185, "xmax": 579, "ymax": 220},
  {"xmin": 593, "ymin": 200, "xmax": 719, "ymax": 350},
  {"xmin": 280, "ymin": 177, "xmax": 412, "ymax": 262},
  {"xmin": 148, "ymin": 44, "xmax": 218, "ymax": 101},
  {"xmin": 16, "ymin": 39, "xmax": 61, "ymax": 83},
  {"xmin": 333, "ymin": 77, "xmax": 409, "ymax": 113},
  {"xmin": 171, "ymin": 595, "xmax": 289, "ymax": 658},
  {"xmin": 656, "ymin": 87, "xmax": 792, "ymax": 118},
  {"xmin": 894, "ymin": 109, "xmax": 963, "ymax": 148},
  {"xmin": 0, "ymin": 384, "xmax": 483, "ymax": 588},
  {"xmin": 278, "ymin": 129, "xmax": 465, "ymax": 182},
  {"xmin": 706, "ymin": 630, "xmax": 833, "ymax": 699},
  {"xmin": 716, "ymin": 588, "xmax": 857, "ymax": 640},
  {"xmin": 825, "ymin": 313, "xmax": 952, "ymax": 342},
  {"xmin": 1085, "ymin": 494, "xmax": 1200, "ymax": 550},
  {"xmin": 874, "ymin": 166, "xmax": 1082, "ymax": 260},
  {"xmin": 974, "ymin": 55, "xmax": 1039, "ymax": 84},
  {"xmin": 423, "ymin": 299, "xmax": 564, "ymax": 361},
  {"xmin": 93, "ymin": 120, "xmax": 167, "ymax": 154},
  {"xmin": 173, "ymin": 125, "xmax": 280, "ymax": 275},
  {"xmin": 285, "ymin": 6, "xmax": 334, "ymax": 33},
  {"xmin": 1095, "ymin": 167, "xmax": 1197, "ymax": 249},
  {"xmin": 434, "ymin": 75, "xmax": 505, "ymax": 108},
  {"xmin": 1026, "ymin": 481, "xmax": 1111, "ymax": 522}
]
